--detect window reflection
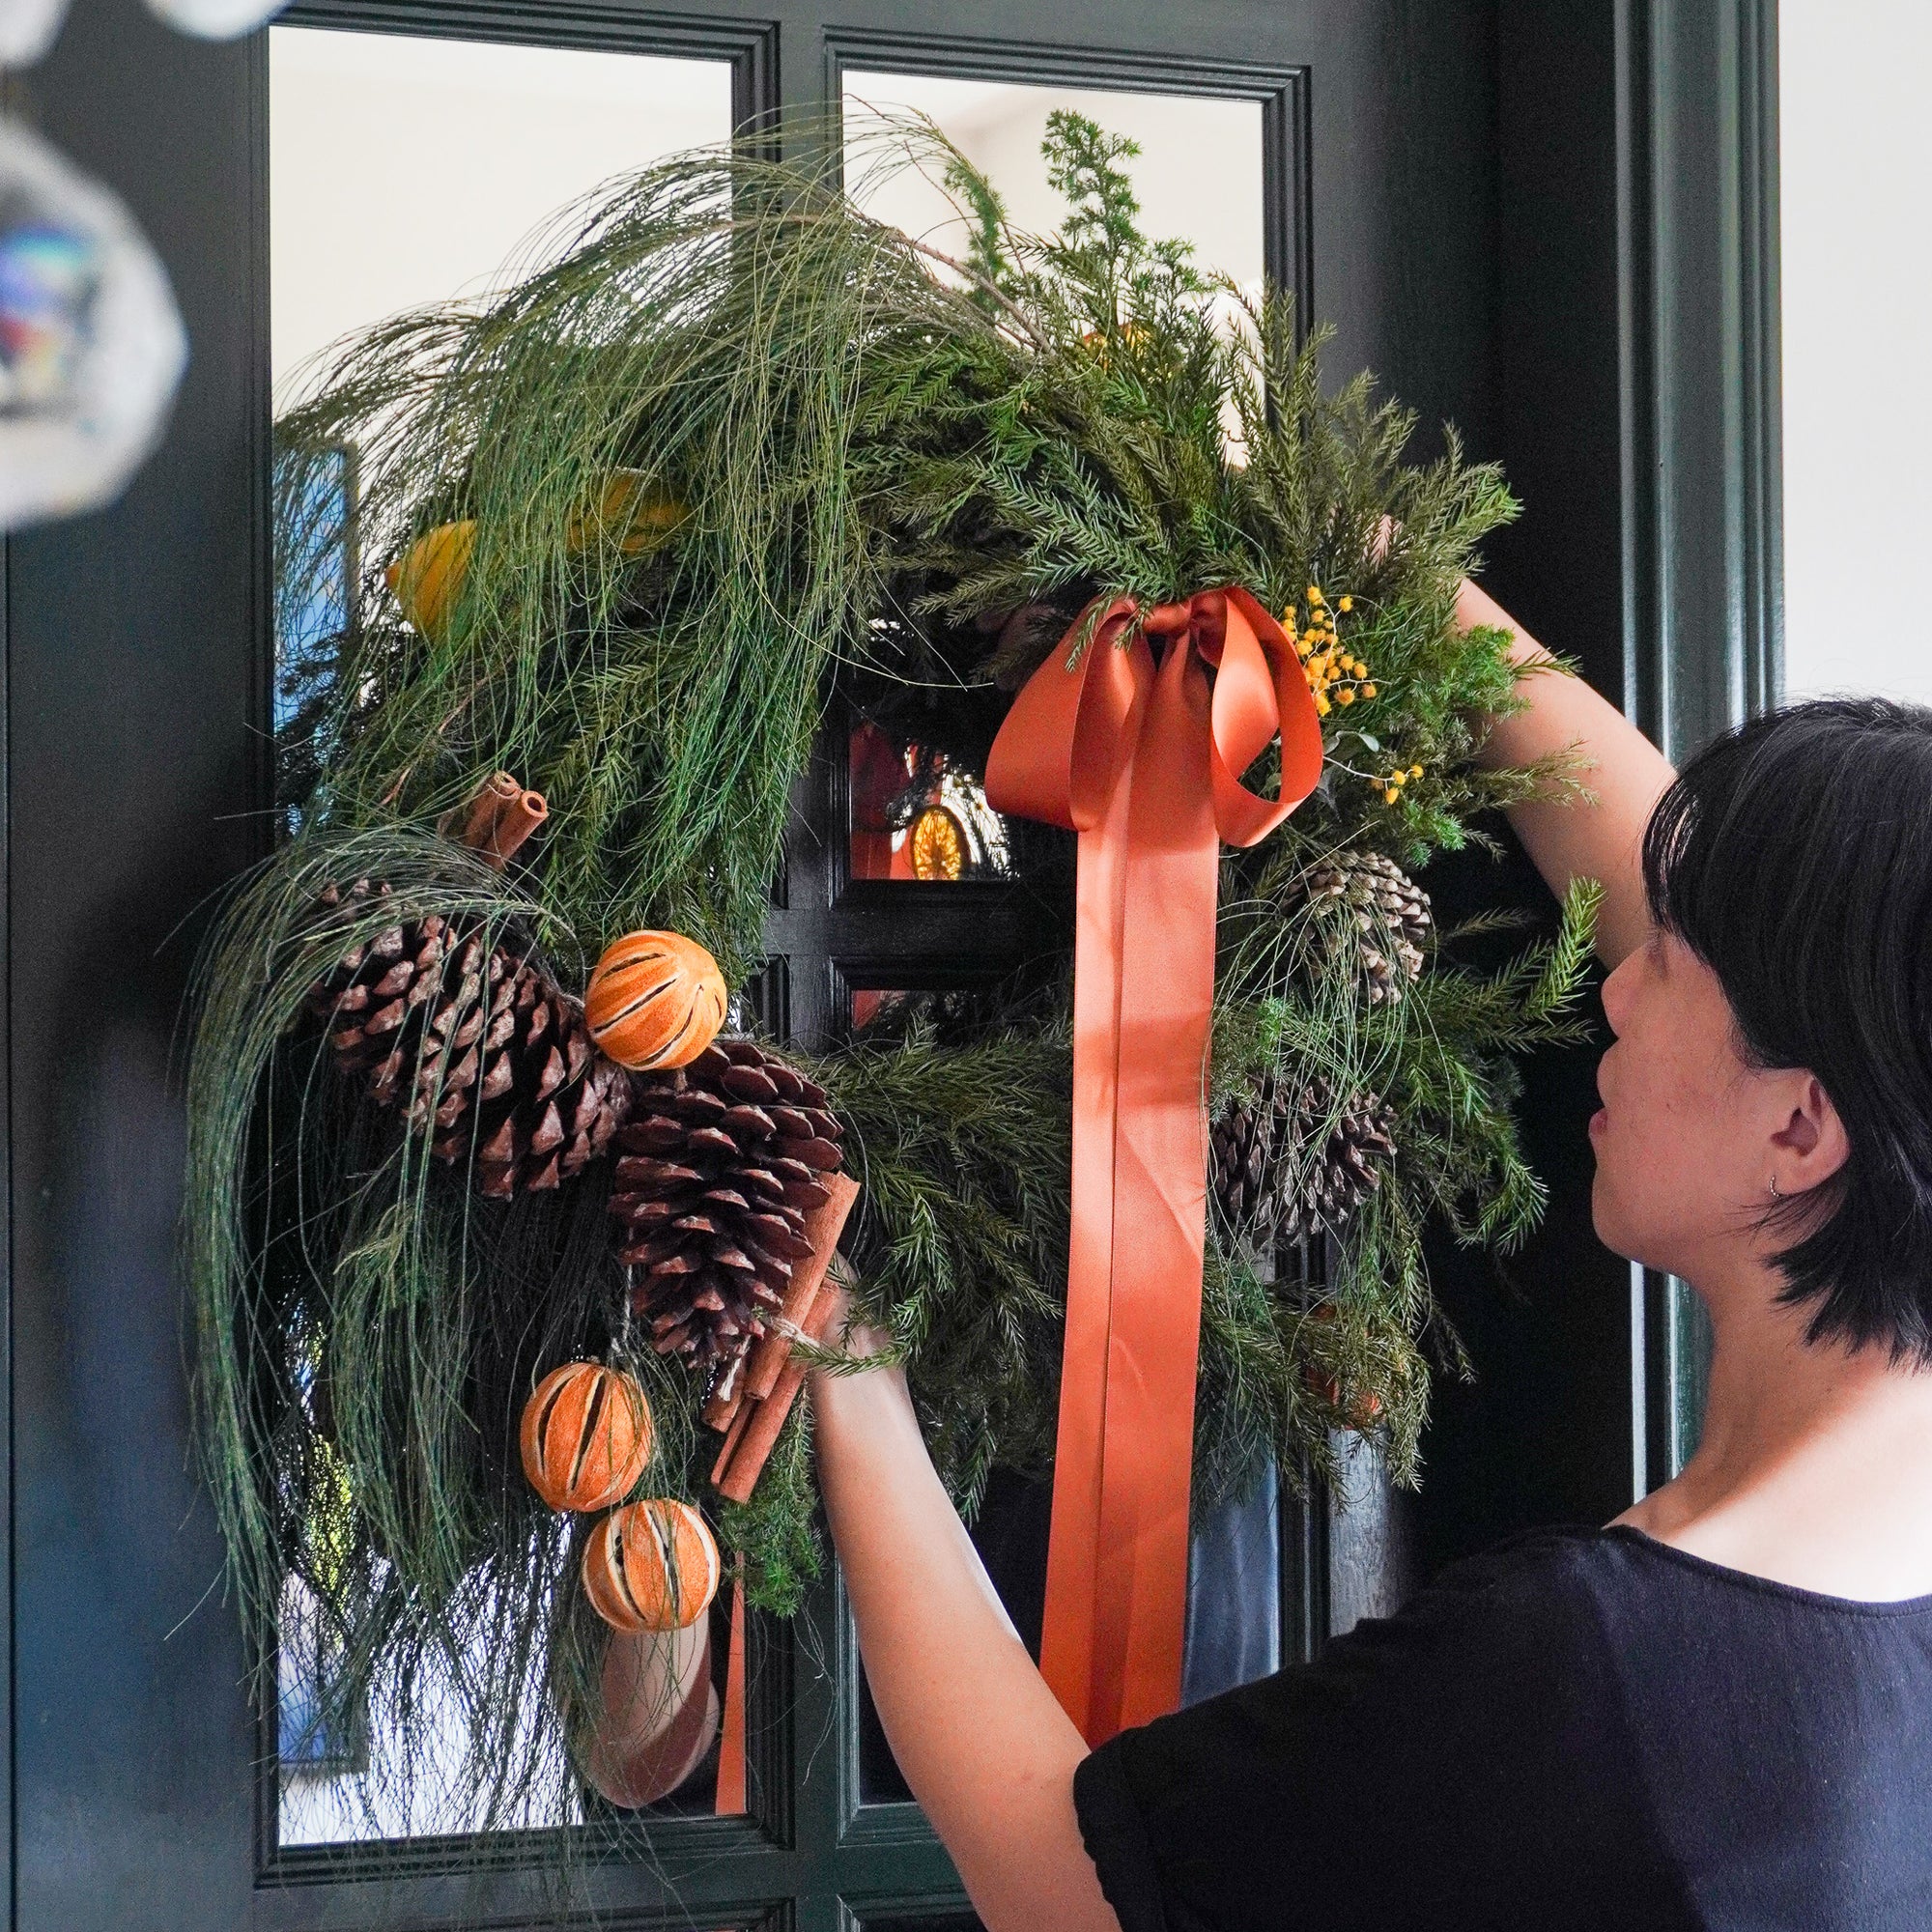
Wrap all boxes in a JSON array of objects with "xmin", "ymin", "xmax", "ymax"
[
  {"xmin": 841, "ymin": 71, "xmax": 1264, "ymax": 311},
  {"xmin": 269, "ymin": 25, "xmax": 735, "ymax": 1846},
  {"xmin": 849, "ymin": 722, "xmax": 1013, "ymax": 886},
  {"xmin": 273, "ymin": 441, "xmax": 354, "ymax": 832},
  {"xmin": 270, "ymin": 29, "xmax": 734, "ymax": 394},
  {"xmin": 279, "ymin": 1577, "xmax": 368, "ymax": 1777}
]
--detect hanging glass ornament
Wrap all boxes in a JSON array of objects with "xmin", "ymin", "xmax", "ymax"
[
  {"xmin": 0, "ymin": 0, "xmax": 71, "ymax": 65},
  {"xmin": 0, "ymin": 120, "xmax": 185, "ymax": 531},
  {"xmin": 143, "ymin": 0, "xmax": 284, "ymax": 38}
]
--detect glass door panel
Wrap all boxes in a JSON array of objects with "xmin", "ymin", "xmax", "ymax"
[
  {"xmin": 270, "ymin": 29, "xmax": 733, "ymax": 392},
  {"xmin": 840, "ymin": 71, "xmax": 1264, "ymax": 301},
  {"xmin": 269, "ymin": 25, "xmax": 736, "ymax": 1849}
]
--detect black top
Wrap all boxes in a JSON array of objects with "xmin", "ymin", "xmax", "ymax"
[{"xmin": 1074, "ymin": 1526, "xmax": 1932, "ymax": 1930}]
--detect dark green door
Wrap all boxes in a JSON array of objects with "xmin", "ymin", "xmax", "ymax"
[{"xmin": 5, "ymin": 1, "xmax": 1779, "ymax": 1925}]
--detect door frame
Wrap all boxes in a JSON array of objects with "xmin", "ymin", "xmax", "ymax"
[{"xmin": 1616, "ymin": 0, "xmax": 1783, "ymax": 1484}]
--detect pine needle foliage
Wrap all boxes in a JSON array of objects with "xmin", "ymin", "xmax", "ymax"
[
  {"xmin": 813, "ymin": 997, "xmax": 1073, "ymax": 1522},
  {"xmin": 188, "ymin": 828, "xmax": 614, "ymax": 1843},
  {"xmin": 271, "ymin": 131, "xmax": 990, "ymax": 981},
  {"xmin": 188, "ymin": 110, "xmax": 1597, "ymax": 1860}
]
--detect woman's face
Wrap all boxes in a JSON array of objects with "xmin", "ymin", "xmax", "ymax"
[{"xmin": 1589, "ymin": 927, "xmax": 1782, "ymax": 1280}]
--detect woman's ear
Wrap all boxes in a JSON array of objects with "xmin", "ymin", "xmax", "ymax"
[{"xmin": 1768, "ymin": 1072, "xmax": 1851, "ymax": 1195}]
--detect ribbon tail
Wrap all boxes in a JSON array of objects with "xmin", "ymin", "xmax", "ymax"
[
  {"xmin": 714, "ymin": 1576, "xmax": 747, "ymax": 1815},
  {"xmin": 1038, "ymin": 781, "xmax": 1136, "ymax": 1743},
  {"xmin": 1084, "ymin": 634, "xmax": 1219, "ymax": 1740},
  {"xmin": 998, "ymin": 588, "xmax": 1313, "ymax": 1747}
]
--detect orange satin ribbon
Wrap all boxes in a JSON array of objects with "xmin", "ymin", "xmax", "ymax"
[
  {"xmin": 715, "ymin": 1576, "xmax": 747, "ymax": 1813},
  {"xmin": 985, "ymin": 585, "xmax": 1323, "ymax": 1745}
]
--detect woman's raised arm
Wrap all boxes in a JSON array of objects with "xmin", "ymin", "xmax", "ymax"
[
  {"xmin": 812, "ymin": 1350, "xmax": 1121, "ymax": 1932},
  {"xmin": 1463, "ymin": 578, "xmax": 1676, "ymax": 966}
]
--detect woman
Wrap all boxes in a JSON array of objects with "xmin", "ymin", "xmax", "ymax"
[{"xmin": 808, "ymin": 580, "xmax": 1932, "ymax": 1929}]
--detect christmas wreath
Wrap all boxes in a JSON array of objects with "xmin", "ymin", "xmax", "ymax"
[{"xmin": 188, "ymin": 114, "xmax": 1596, "ymax": 1831}]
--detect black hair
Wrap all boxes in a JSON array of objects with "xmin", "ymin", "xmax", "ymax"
[{"xmin": 1642, "ymin": 696, "xmax": 1932, "ymax": 1362}]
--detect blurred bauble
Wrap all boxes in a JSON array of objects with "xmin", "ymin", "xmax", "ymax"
[
  {"xmin": 564, "ymin": 469, "xmax": 688, "ymax": 555},
  {"xmin": 0, "ymin": 122, "xmax": 185, "ymax": 531},
  {"xmin": 0, "ymin": 0, "xmax": 71, "ymax": 64},
  {"xmin": 385, "ymin": 520, "xmax": 475, "ymax": 639},
  {"xmin": 144, "ymin": 0, "xmax": 288, "ymax": 38}
]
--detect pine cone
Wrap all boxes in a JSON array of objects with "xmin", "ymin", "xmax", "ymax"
[
  {"xmin": 1211, "ymin": 1074, "xmax": 1398, "ymax": 1245},
  {"xmin": 1209, "ymin": 1095, "xmax": 1273, "ymax": 1231},
  {"xmin": 1304, "ymin": 852, "xmax": 1432, "ymax": 1005},
  {"xmin": 304, "ymin": 880, "xmax": 630, "ymax": 1196},
  {"xmin": 610, "ymin": 1038, "xmax": 845, "ymax": 1380},
  {"xmin": 1282, "ymin": 1081, "xmax": 1398, "ymax": 1241}
]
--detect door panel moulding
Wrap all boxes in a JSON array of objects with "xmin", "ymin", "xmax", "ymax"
[{"xmin": 1617, "ymin": 0, "xmax": 1781, "ymax": 1491}]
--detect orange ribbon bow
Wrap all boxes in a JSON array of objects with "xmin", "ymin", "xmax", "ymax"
[{"xmin": 985, "ymin": 585, "xmax": 1323, "ymax": 1745}]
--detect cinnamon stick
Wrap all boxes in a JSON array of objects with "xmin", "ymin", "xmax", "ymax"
[
  {"xmin": 481, "ymin": 788, "xmax": 548, "ymax": 869},
  {"xmin": 702, "ymin": 1351, "xmax": 748, "ymax": 1434},
  {"xmin": 713, "ymin": 1281, "xmax": 839, "ymax": 1505},
  {"xmin": 708, "ymin": 1382, "xmax": 757, "ymax": 1490},
  {"xmin": 703, "ymin": 1173, "xmax": 858, "ymax": 1437},
  {"xmin": 460, "ymin": 771, "xmax": 521, "ymax": 850},
  {"xmin": 743, "ymin": 1173, "xmax": 859, "ymax": 1406},
  {"xmin": 714, "ymin": 1577, "xmax": 748, "ymax": 1816}
]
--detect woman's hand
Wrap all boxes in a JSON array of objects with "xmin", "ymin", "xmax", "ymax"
[
  {"xmin": 1464, "ymin": 577, "xmax": 1676, "ymax": 965},
  {"xmin": 810, "ymin": 1293, "xmax": 1121, "ymax": 1932}
]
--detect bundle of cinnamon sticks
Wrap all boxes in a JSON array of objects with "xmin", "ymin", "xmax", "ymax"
[
  {"xmin": 708, "ymin": 1172, "xmax": 859, "ymax": 1503},
  {"xmin": 455, "ymin": 770, "xmax": 548, "ymax": 868}
]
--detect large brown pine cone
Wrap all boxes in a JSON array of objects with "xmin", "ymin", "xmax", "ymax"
[
  {"xmin": 304, "ymin": 879, "xmax": 630, "ymax": 1196},
  {"xmin": 609, "ymin": 1039, "xmax": 845, "ymax": 1380},
  {"xmin": 1211, "ymin": 1074, "xmax": 1398, "ymax": 1246},
  {"xmin": 1209, "ymin": 1093, "xmax": 1274, "ymax": 1231},
  {"xmin": 1304, "ymin": 851, "xmax": 1433, "ymax": 1005}
]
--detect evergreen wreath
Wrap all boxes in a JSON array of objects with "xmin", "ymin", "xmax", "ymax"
[{"xmin": 188, "ymin": 113, "xmax": 1598, "ymax": 1841}]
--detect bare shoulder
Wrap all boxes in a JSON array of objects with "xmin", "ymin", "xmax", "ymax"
[{"xmin": 1615, "ymin": 1477, "xmax": 1932, "ymax": 1605}]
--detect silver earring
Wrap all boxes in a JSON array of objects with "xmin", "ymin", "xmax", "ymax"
[{"xmin": 1769, "ymin": 1176, "xmax": 1782, "ymax": 1200}]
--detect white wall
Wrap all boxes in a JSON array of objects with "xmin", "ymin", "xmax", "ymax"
[
  {"xmin": 1779, "ymin": 3, "xmax": 1932, "ymax": 704},
  {"xmin": 270, "ymin": 30, "xmax": 733, "ymax": 398}
]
